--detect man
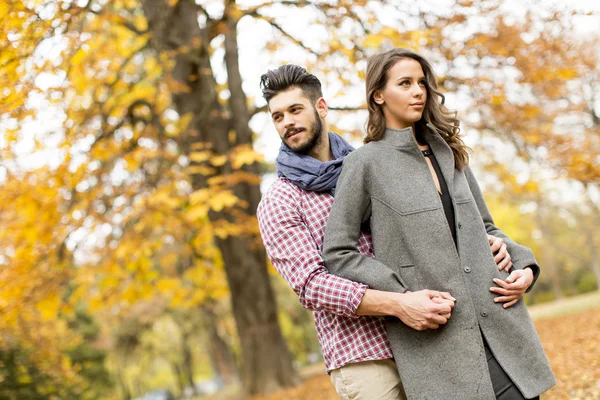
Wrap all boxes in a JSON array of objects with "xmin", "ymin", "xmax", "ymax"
[{"xmin": 256, "ymin": 65, "xmax": 516, "ymax": 400}]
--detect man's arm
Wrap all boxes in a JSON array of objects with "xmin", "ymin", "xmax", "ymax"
[
  {"xmin": 257, "ymin": 194, "xmax": 368, "ymax": 319},
  {"xmin": 257, "ymin": 190, "xmax": 454, "ymax": 327},
  {"xmin": 357, "ymin": 289, "xmax": 455, "ymax": 331}
]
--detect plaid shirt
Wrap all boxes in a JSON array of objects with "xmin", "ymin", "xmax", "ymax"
[{"xmin": 257, "ymin": 177, "xmax": 393, "ymax": 372}]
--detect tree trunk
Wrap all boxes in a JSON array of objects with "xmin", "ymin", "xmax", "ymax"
[
  {"xmin": 170, "ymin": 361, "xmax": 187, "ymax": 396},
  {"xmin": 534, "ymin": 203, "xmax": 563, "ymax": 300},
  {"xmin": 116, "ymin": 369, "xmax": 131, "ymax": 400},
  {"xmin": 587, "ymin": 230, "xmax": 600, "ymax": 289},
  {"xmin": 140, "ymin": 0, "xmax": 298, "ymax": 394},
  {"xmin": 180, "ymin": 329, "xmax": 198, "ymax": 394},
  {"xmin": 201, "ymin": 307, "xmax": 240, "ymax": 387}
]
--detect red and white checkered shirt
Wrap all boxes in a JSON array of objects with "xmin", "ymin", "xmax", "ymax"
[{"xmin": 257, "ymin": 177, "xmax": 393, "ymax": 372}]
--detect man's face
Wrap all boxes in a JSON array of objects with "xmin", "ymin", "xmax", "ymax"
[{"xmin": 268, "ymin": 87, "xmax": 324, "ymax": 154}]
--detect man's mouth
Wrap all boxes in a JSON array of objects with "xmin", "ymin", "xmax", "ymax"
[{"xmin": 286, "ymin": 128, "xmax": 304, "ymax": 139}]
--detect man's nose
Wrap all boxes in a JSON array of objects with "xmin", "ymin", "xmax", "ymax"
[{"xmin": 283, "ymin": 114, "xmax": 295, "ymax": 128}]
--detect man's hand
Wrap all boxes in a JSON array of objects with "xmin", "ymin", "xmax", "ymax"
[
  {"xmin": 489, "ymin": 268, "xmax": 534, "ymax": 308},
  {"xmin": 488, "ymin": 234, "xmax": 512, "ymax": 272},
  {"xmin": 394, "ymin": 290, "xmax": 456, "ymax": 331}
]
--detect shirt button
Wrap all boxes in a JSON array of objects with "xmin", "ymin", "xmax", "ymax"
[
  {"xmin": 458, "ymin": 222, "xmax": 462, "ymax": 229},
  {"xmin": 481, "ymin": 310, "xmax": 488, "ymax": 317},
  {"xmin": 464, "ymin": 266, "xmax": 471, "ymax": 273}
]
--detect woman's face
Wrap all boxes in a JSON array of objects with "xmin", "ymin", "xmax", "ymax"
[{"xmin": 374, "ymin": 58, "xmax": 427, "ymax": 130}]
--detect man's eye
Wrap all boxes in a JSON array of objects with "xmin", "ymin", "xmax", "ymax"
[
  {"xmin": 292, "ymin": 108, "xmax": 301, "ymax": 113},
  {"xmin": 273, "ymin": 115, "xmax": 282, "ymax": 122}
]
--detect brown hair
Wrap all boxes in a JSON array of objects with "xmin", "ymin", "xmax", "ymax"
[
  {"xmin": 260, "ymin": 64, "xmax": 323, "ymax": 106},
  {"xmin": 365, "ymin": 48, "xmax": 469, "ymax": 170}
]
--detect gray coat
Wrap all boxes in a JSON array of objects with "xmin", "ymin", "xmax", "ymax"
[{"xmin": 322, "ymin": 126, "xmax": 555, "ymax": 399}]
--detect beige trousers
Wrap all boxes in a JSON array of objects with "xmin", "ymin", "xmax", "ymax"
[{"xmin": 329, "ymin": 359, "xmax": 407, "ymax": 400}]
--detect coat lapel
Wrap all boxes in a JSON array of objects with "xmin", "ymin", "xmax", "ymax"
[{"xmin": 425, "ymin": 125, "xmax": 456, "ymax": 194}]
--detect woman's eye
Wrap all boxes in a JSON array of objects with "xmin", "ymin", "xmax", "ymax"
[
  {"xmin": 400, "ymin": 81, "xmax": 410, "ymax": 86},
  {"xmin": 419, "ymin": 80, "xmax": 426, "ymax": 86}
]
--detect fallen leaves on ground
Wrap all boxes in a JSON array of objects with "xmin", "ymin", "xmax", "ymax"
[
  {"xmin": 247, "ymin": 308, "xmax": 600, "ymax": 400},
  {"xmin": 536, "ymin": 309, "xmax": 600, "ymax": 400}
]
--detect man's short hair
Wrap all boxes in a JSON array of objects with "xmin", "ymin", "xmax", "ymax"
[{"xmin": 260, "ymin": 65, "xmax": 323, "ymax": 105}]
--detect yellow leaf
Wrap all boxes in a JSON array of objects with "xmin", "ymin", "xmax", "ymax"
[
  {"xmin": 231, "ymin": 145, "xmax": 264, "ymax": 169},
  {"xmin": 557, "ymin": 68, "xmax": 578, "ymax": 80},
  {"xmin": 210, "ymin": 154, "xmax": 228, "ymax": 167},
  {"xmin": 362, "ymin": 34, "xmax": 386, "ymax": 48},
  {"xmin": 189, "ymin": 151, "xmax": 211, "ymax": 163},
  {"xmin": 209, "ymin": 190, "xmax": 238, "ymax": 212},
  {"xmin": 36, "ymin": 293, "xmax": 61, "ymax": 321},
  {"xmin": 156, "ymin": 277, "xmax": 180, "ymax": 293}
]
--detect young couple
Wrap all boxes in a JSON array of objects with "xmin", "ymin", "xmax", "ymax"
[{"xmin": 257, "ymin": 48, "xmax": 555, "ymax": 400}]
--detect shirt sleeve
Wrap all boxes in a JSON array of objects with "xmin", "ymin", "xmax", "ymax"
[
  {"xmin": 464, "ymin": 165, "xmax": 540, "ymax": 292},
  {"xmin": 322, "ymin": 152, "xmax": 408, "ymax": 293},
  {"xmin": 257, "ymin": 195, "xmax": 367, "ymax": 318}
]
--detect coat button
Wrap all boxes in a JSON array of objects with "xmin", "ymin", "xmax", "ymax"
[
  {"xmin": 481, "ymin": 310, "xmax": 488, "ymax": 317},
  {"xmin": 463, "ymin": 266, "xmax": 471, "ymax": 273},
  {"xmin": 458, "ymin": 222, "xmax": 462, "ymax": 229}
]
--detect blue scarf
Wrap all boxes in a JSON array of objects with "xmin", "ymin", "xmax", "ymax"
[{"xmin": 275, "ymin": 131, "xmax": 355, "ymax": 193}]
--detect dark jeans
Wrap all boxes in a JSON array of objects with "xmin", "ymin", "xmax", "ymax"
[{"xmin": 484, "ymin": 340, "xmax": 540, "ymax": 400}]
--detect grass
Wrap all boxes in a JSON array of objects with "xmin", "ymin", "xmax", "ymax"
[{"xmin": 528, "ymin": 291, "xmax": 600, "ymax": 321}]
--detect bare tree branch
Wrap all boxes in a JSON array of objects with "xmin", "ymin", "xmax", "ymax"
[{"xmin": 257, "ymin": 15, "xmax": 321, "ymax": 56}]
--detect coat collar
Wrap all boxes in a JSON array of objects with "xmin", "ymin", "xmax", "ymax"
[
  {"xmin": 380, "ymin": 126, "xmax": 418, "ymax": 148},
  {"xmin": 380, "ymin": 123, "xmax": 445, "ymax": 148},
  {"xmin": 380, "ymin": 123, "xmax": 456, "ymax": 189}
]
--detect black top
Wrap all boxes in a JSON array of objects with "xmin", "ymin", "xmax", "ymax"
[{"xmin": 422, "ymin": 148, "xmax": 457, "ymax": 247}]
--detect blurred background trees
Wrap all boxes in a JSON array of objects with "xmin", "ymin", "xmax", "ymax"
[{"xmin": 1, "ymin": 0, "xmax": 598, "ymax": 398}]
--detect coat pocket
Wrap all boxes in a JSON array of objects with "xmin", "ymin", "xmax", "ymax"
[
  {"xmin": 396, "ymin": 264, "xmax": 424, "ymax": 291},
  {"xmin": 372, "ymin": 195, "xmax": 440, "ymax": 217}
]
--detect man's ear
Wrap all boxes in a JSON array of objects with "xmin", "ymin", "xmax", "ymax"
[
  {"xmin": 373, "ymin": 91, "xmax": 384, "ymax": 105},
  {"xmin": 315, "ymin": 97, "xmax": 328, "ymax": 118}
]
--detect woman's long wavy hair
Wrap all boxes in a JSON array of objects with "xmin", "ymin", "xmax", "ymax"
[{"xmin": 365, "ymin": 48, "xmax": 469, "ymax": 170}]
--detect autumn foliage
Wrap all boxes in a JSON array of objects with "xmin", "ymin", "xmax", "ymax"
[{"xmin": 1, "ymin": 0, "xmax": 598, "ymax": 398}]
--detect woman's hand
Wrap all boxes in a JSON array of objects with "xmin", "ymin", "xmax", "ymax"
[{"xmin": 489, "ymin": 268, "xmax": 534, "ymax": 308}]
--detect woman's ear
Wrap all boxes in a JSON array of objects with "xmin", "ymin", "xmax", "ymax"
[{"xmin": 373, "ymin": 91, "xmax": 384, "ymax": 105}]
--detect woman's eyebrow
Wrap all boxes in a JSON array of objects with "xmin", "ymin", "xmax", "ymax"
[{"xmin": 396, "ymin": 76, "xmax": 426, "ymax": 81}]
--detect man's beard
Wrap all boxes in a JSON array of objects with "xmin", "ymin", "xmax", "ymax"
[{"xmin": 284, "ymin": 109, "xmax": 324, "ymax": 154}]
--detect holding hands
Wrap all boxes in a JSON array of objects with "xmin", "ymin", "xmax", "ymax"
[{"xmin": 395, "ymin": 290, "xmax": 456, "ymax": 331}]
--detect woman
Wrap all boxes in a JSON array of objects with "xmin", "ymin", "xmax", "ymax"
[{"xmin": 322, "ymin": 48, "xmax": 555, "ymax": 399}]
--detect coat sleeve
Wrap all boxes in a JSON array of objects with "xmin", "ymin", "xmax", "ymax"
[
  {"xmin": 464, "ymin": 166, "xmax": 540, "ymax": 292},
  {"xmin": 323, "ymin": 152, "xmax": 408, "ymax": 293}
]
